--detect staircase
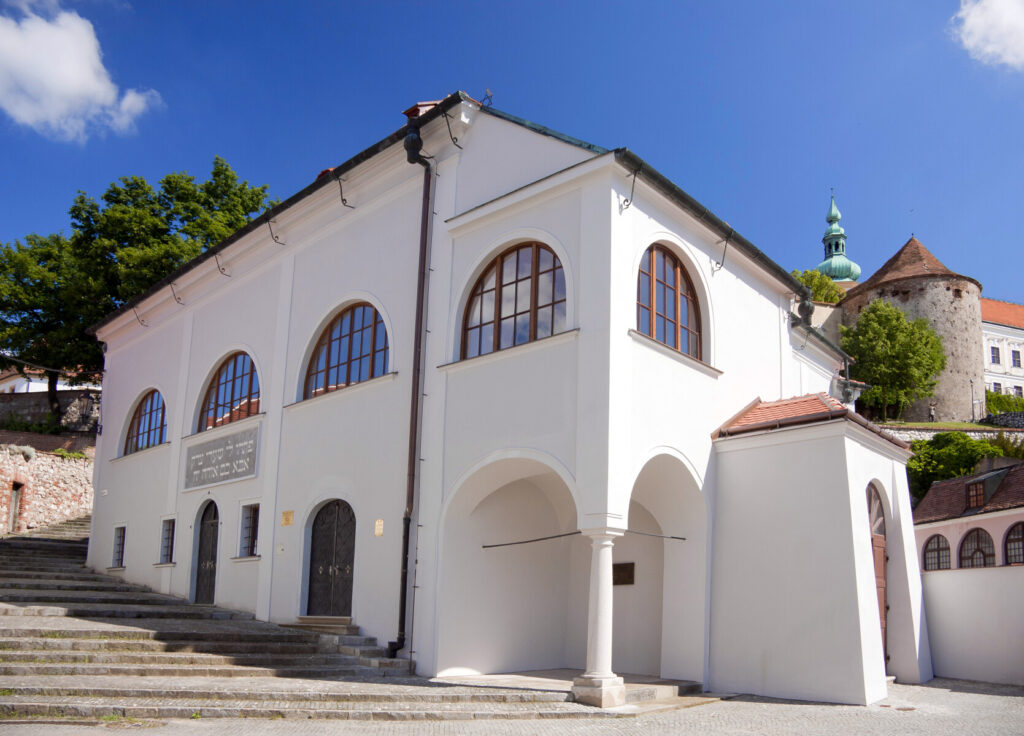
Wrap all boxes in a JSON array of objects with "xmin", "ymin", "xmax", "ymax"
[{"xmin": 0, "ymin": 518, "xmax": 694, "ymax": 720}]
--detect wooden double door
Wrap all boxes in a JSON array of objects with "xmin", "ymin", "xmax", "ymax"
[
  {"xmin": 195, "ymin": 502, "xmax": 219, "ymax": 605},
  {"xmin": 307, "ymin": 500, "xmax": 356, "ymax": 617}
]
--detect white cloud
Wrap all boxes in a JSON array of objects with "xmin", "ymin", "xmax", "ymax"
[
  {"xmin": 952, "ymin": 0, "xmax": 1024, "ymax": 71},
  {"xmin": 0, "ymin": 3, "xmax": 161, "ymax": 142}
]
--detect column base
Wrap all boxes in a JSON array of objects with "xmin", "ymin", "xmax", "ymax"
[{"xmin": 572, "ymin": 675, "xmax": 626, "ymax": 708}]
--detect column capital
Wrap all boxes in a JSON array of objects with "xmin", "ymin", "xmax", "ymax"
[{"xmin": 579, "ymin": 526, "xmax": 624, "ymax": 541}]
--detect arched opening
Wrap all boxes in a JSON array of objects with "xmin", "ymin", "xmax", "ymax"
[
  {"xmin": 866, "ymin": 484, "xmax": 887, "ymax": 666},
  {"xmin": 194, "ymin": 501, "xmax": 219, "ymax": 604},
  {"xmin": 436, "ymin": 456, "xmax": 583, "ymax": 676},
  {"xmin": 8, "ymin": 476, "xmax": 26, "ymax": 534},
  {"xmin": 628, "ymin": 452, "xmax": 707, "ymax": 682},
  {"xmin": 305, "ymin": 499, "xmax": 356, "ymax": 617}
]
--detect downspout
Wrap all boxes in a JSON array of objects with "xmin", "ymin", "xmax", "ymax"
[{"xmin": 388, "ymin": 115, "xmax": 433, "ymax": 660}]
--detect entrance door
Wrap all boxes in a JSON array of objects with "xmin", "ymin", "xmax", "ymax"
[
  {"xmin": 8, "ymin": 486, "xmax": 21, "ymax": 533},
  {"xmin": 867, "ymin": 486, "xmax": 887, "ymax": 663},
  {"xmin": 195, "ymin": 502, "xmax": 219, "ymax": 604},
  {"xmin": 307, "ymin": 500, "xmax": 356, "ymax": 616}
]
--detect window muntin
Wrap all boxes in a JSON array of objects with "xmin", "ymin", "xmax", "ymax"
[
  {"xmin": 124, "ymin": 390, "xmax": 167, "ymax": 455},
  {"xmin": 637, "ymin": 245, "xmax": 701, "ymax": 359},
  {"xmin": 462, "ymin": 243, "xmax": 566, "ymax": 358},
  {"xmin": 993, "ymin": 382, "xmax": 1002, "ymax": 394},
  {"xmin": 304, "ymin": 303, "xmax": 389, "ymax": 399},
  {"xmin": 959, "ymin": 528, "xmax": 995, "ymax": 568},
  {"xmin": 991, "ymin": 346, "xmax": 1001, "ymax": 364},
  {"xmin": 1013, "ymin": 350, "xmax": 1022, "ymax": 369},
  {"xmin": 240, "ymin": 504, "xmax": 260, "ymax": 557},
  {"xmin": 112, "ymin": 526, "xmax": 126, "ymax": 568},
  {"xmin": 923, "ymin": 534, "xmax": 950, "ymax": 570},
  {"xmin": 159, "ymin": 519, "xmax": 175, "ymax": 564},
  {"xmin": 1006, "ymin": 523, "xmax": 1024, "ymax": 565},
  {"xmin": 197, "ymin": 352, "xmax": 261, "ymax": 432},
  {"xmin": 966, "ymin": 481, "xmax": 985, "ymax": 509}
]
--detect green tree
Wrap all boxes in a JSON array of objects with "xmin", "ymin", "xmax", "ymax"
[
  {"xmin": 986, "ymin": 389, "xmax": 1024, "ymax": 415},
  {"xmin": 0, "ymin": 158, "xmax": 275, "ymax": 424},
  {"xmin": 840, "ymin": 299, "xmax": 946, "ymax": 421},
  {"xmin": 907, "ymin": 432, "xmax": 1002, "ymax": 500},
  {"xmin": 791, "ymin": 269, "xmax": 843, "ymax": 304}
]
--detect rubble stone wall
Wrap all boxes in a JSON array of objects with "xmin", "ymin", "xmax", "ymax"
[
  {"xmin": 0, "ymin": 390, "xmax": 101, "ymax": 433},
  {"xmin": 0, "ymin": 444, "xmax": 93, "ymax": 534}
]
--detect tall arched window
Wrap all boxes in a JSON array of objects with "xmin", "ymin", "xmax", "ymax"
[
  {"xmin": 959, "ymin": 528, "xmax": 995, "ymax": 568},
  {"xmin": 304, "ymin": 303, "xmax": 389, "ymax": 399},
  {"xmin": 637, "ymin": 244, "xmax": 701, "ymax": 359},
  {"xmin": 462, "ymin": 242, "xmax": 566, "ymax": 359},
  {"xmin": 1005, "ymin": 522, "xmax": 1024, "ymax": 565},
  {"xmin": 922, "ymin": 534, "xmax": 950, "ymax": 571},
  {"xmin": 123, "ymin": 389, "xmax": 167, "ymax": 455},
  {"xmin": 197, "ymin": 352, "xmax": 260, "ymax": 432}
]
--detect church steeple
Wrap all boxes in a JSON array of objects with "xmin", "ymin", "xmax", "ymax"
[{"xmin": 815, "ymin": 195, "xmax": 861, "ymax": 282}]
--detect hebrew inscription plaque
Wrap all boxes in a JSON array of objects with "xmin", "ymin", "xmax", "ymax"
[{"xmin": 184, "ymin": 426, "xmax": 259, "ymax": 490}]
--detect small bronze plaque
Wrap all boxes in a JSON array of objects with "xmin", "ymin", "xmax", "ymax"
[
  {"xmin": 281, "ymin": 510, "xmax": 294, "ymax": 527},
  {"xmin": 374, "ymin": 519, "xmax": 384, "ymax": 537},
  {"xmin": 613, "ymin": 562, "xmax": 635, "ymax": 585}
]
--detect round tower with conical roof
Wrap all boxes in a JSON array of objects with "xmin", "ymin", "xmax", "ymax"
[
  {"xmin": 840, "ymin": 236, "xmax": 984, "ymax": 422},
  {"xmin": 815, "ymin": 196, "xmax": 861, "ymax": 285}
]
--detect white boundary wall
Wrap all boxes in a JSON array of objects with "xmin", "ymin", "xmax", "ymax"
[{"xmin": 923, "ymin": 566, "xmax": 1024, "ymax": 686}]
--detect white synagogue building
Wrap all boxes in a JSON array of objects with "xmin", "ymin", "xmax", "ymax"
[{"xmin": 88, "ymin": 92, "xmax": 932, "ymax": 707}]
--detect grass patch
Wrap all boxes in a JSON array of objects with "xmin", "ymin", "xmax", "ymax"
[
  {"xmin": 0, "ymin": 689, "xmax": 14, "ymax": 696},
  {"xmin": 38, "ymin": 631, "xmax": 70, "ymax": 639}
]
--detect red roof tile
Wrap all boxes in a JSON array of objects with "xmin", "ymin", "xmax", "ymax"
[
  {"xmin": 715, "ymin": 393, "xmax": 908, "ymax": 448},
  {"xmin": 844, "ymin": 237, "xmax": 976, "ymax": 299},
  {"xmin": 981, "ymin": 298, "xmax": 1024, "ymax": 330},
  {"xmin": 914, "ymin": 462, "xmax": 1024, "ymax": 524}
]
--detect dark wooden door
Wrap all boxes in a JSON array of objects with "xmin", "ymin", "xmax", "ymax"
[
  {"xmin": 307, "ymin": 500, "xmax": 356, "ymax": 616},
  {"xmin": 195, "ymin": 502, "xmax": 219, "ymax": 604},
  {"xmin": 867, "ymin": 487, "xmax": 887, "ymax": 663}
]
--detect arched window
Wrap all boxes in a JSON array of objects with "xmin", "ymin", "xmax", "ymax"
[
  {"xmin": 637, "ymin": 244, "xmax": 701, "ymax": 359},
  {"xmin": 123, "ymin": 389, "xmax": 167, "ymax": 455},
  {"xmin": 197, "ymin": 352, "xmax": 260, "ymax": 432},
  {"xmin": 1005, "ymin": 522, "xmax": 1024, "ymax": 565},
  {"xmin": 958, "ymin": 528, "xmax": 995, "ymax": 568},
  {"xmin": 462, "ymin": 242, "xmax": 566, "ymax": 359},
  {"xmin": 922, "ymin": 534, "xmax": 950, "ymax": 571},
  {"xmin": 304, "ymin": 303, "xmax": 389, "ymax": 399}
]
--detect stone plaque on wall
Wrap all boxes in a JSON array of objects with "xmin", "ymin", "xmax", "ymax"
[{"xmin": 184, "ymin": 426, "xmax": 259, "ymax": 491}]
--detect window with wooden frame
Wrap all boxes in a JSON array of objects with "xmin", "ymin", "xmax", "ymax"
[
  {"xmin": 197, "ymin": 353, "xmax": 261, "ymax": 432},
  {"xmin": 124, "ymin": 389, "xmax": 167, "ymax": 455},
  {"xmin": 966, "ymin": 481, "xmax": 985, "ymax": 509},
  {"xmin": 239, "ymin": 504, "xmax": 260, "ymax": 557},
  {"xmin": 1005, "ymin": 522, "xmax": 1024, "ymax": 565},
  {"xmin": 304, "ymin": 303, "xmax": 388, "ymax": 399},
  {"xmin": 958, "ymin": 528, "xmax": 995, "ymax": 568},
  {"xmin": 462, "ymin": 242, "xmax": 566, "ymax": 359},
  {"xmin": 636, "ymin": 244, "xmax": 702, "ymax": 359},
  {"xmin": 922, "ymin": 534, "xmax": 950, "ymax": 571}
]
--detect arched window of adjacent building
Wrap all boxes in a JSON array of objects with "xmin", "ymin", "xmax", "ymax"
[
  {"xmin": 958, "ymin": 528, "xmax": 995, "ymax": 568},
  {"xmin": 462, "ymin": 242, "xmax": 566, "ymax": 359},
  {"xmin": 636, "ymin": 244, "xmax": 702, "ymax": 359},
  {"xmin": 1005, "ymin": 522, "xmax": 1024, "ymax": 565},
  {"xmin": 197, "ymin": 352, "xmax": 260, "ymax": 432},
  {"xmin": 124, "ymin": 389, "xmax": 167, "ymax": 455},
  {"xmin": 304, "ymin": 303, "xmax": 389, "ymax": 399},
  {"xmin": 922, "ymin": 534, "xmax": 950, "ymax": 571}
]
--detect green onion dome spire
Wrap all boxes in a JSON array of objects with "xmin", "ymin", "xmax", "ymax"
[{"xmin": 815, "ymin": 195, "xmax": 861, "ymax": 282}]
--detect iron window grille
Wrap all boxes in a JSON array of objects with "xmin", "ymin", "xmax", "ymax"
[
  {"xmin": 239, "ymin": 504, "xmax": 260, "ymax": 557},
  {"xmin": 197, "ymin": 352, "xmax": 260, "ymax": 432},
  {"xmin": 112, "ymin": 526, "xmax": 126, "ymax": 568},
  {"xmin": 124, "ymin": 389, "xmax": 167, "ymax": 455},
  {"xmin": 159, "ymin": 519, "xmax": 175, "ymax": 564},
  {"xmin": 636, "ymin": 244, "xmax": 702, "ymax": 359},
  {"xmin": 304, "ymin": 303, "xmax": 389, "ymax": 398}
]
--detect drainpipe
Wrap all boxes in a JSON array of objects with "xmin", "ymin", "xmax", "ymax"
[{"xmin": 388, "ymin": 115, "xmax": 433, "ymax": 660}]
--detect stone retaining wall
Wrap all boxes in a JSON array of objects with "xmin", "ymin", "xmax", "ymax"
[
  {"xmin": 983, "ymin": 412, "xmax": 1024, "ymax": 429},
  {"xmin": 0, "ymin": 390, "xmax": 101, "ymax": 433},
  {"xmin": 0, "ymin": 440, "xmax": 93, "ymax": 535},
  {"xmin": 882, "ymin": 426, "xmax": 1024, "ymax": 443}
]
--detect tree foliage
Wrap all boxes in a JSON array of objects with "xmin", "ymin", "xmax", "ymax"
[
  {"xmin": 907, "ymin": 432, "xmax": 1002, "ymax": 500},
  {"xmin": 986, "ymin": 389, "xmax": 1024, "ymax": 415},
  {"xmin": 791, "ymin": 269, "xmax": 843, "ymax": 304},
  {"xmin": 840, "ymin": 299, "xmax": 946, "ymax": 421},
  {"xmin": 0, "ymin": 158, "xmax": 274, "ymax": 422}
]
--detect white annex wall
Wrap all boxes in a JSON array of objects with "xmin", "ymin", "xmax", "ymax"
[{"xmin": 922, "ymin": 566, "xmax": 1024, "ymax": 686}]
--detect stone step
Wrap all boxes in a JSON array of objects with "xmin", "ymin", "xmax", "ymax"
[
  {"xmin": 0, "ymin": 579, "xmax": 142, "ymax": 592},
  {"xmin": 0, "ymin": 663, "xmax": 382, "ymax": 679},
  {"xmin": 0, "ymin": 603, "xmax": 254, "ymax": 619},
  {"xmin": 0, "ymin": 627, "xmax": 317, "ymax": 643},
  {"xmin": 284, "ymin": 622, "xmax": 361, "ymax": 636},
  {"xmin": 0, "ymin": 589, "xmax": 184, "ymax": 605},
  {"xmin": 0, "ymin": 637, "xmax": 324, "ymax": 654},
  {"xmin": 0, "ymin": 696, "xmax": 605, "ymax": 721},
  {"xmin": 0, "ymin": 650, "xmax": 360, "ymax": 667},
  {"xmin": 0, "ymin": 570, "xmax": 128, "ymax": 583}
]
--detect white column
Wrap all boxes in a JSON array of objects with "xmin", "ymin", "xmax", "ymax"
[{"xmin": 572, "ymin": 528, "xmax": 626, "ymax": 708}]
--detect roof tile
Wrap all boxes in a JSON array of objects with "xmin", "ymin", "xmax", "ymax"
[
  {"xmin": 914, "ymin": 462, "xmax": 1024, "ymax": 524},
  {"xmin": 981, "ymin": 297, "xmax": 1024, "ymax": 330}
]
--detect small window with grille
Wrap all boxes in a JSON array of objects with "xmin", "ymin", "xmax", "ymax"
[
  {"xmin": 112, "ymin": 526, "xmax": 126, "ymax": 568},
  {"xmin": 159, "ymin": 519, "xmax": 175, "ymax": 564},
  {"xmin": 239, "ymin": 504, "xmax": 259, "ymax": 557}
]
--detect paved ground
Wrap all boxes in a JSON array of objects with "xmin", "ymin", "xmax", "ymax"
[{"xmin": 1, "ymin": 678, "xmax": 1021, "ymax": 735}]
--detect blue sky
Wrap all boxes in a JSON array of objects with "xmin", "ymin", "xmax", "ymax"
[{"xmin": 1, "ymin": 0, "xmax": 1022, "ymax": 303}]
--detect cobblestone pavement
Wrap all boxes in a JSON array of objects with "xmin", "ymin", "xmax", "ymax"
[{"xmin": 1, "ymin": 679, "xmax": 1022, "ymax": 735}]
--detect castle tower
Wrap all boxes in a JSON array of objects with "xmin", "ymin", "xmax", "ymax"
[
  {"xmin": 840, "ymin": 237, "xmax": 985, "ymax": 422},
  {"xmin": 815, "ymin": 196, "xmax": 861, "ymax": 289}
]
